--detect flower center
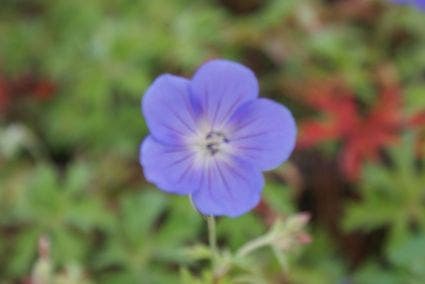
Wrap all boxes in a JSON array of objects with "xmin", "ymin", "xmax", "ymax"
[{"xmin": 204, "ymin": 131, "xmax": 229, "ymax": 156}]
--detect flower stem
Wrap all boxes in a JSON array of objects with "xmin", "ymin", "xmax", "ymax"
[
  {"xmin": 207, "ymin": 216, "xmax": 227, "ymax": 283},
  {"xmin": 235, "ymin": 233, "xmax": 274, "ymax": 258},
  {"xmin": 207, "ymin": 216, "xmax": 217, "ymax": 255}
]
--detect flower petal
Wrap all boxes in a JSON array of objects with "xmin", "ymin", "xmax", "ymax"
[
  {"xmin": 142, "ymin": 74, "xmax": 199, "ymax": 144},
  {"xmin": 190, "ymin": 157, "xmax": 264, "ymax": 217},
  {"xmin": 415, "ymin": 0, "xmax": 425, "ymax": 10},
  {"xmin": 140, "ymin": 136, "xmax": 201, "ymax": 195},
  {"xmin": 228, "ymin": 98, "xmax": 297, "ymax": 171},
  {"xmin": 190, "ymin": 59, "xmax": 259, "ymax": 128},
  {"xmin": 391, "ymin": 0, "xmax": 425, "ymax": 10}
]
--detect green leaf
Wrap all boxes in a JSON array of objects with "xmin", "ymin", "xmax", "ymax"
[{"xmin": 119, "ymin": 190, "xmax": 167, "ymax": 244}]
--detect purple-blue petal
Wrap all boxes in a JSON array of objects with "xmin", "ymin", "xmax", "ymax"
[
  {"xmin": 228, "ymin": 98, "xmax": 297, "ymax": 171},
  {"xmin": 140, "ymin": 136, "xmax": 201, "ymax": 195},
  {"xmin": 390, "ymin": 0, "xmax": 425, "ymax": 10},
  {"xmin": 189, "ymin": 59, "xmax": 259, "ymax": 128},
  {"xmin": 190, "ymin": 157, "xmax": 264, "ymax": 217},
  {"xmin": 414, "ymin": 0, "xmax": 425, "ymax": 10},
  {"xmin": 142, "ymin": 74, "xmax": 199, "ymax": 145}
]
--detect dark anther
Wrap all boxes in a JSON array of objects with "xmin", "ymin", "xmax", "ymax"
[
  {"xmin": 205, "ymin": 131, "xmax": 229, "ymax": 155},
  {"xmin": 205, "ymin": 131, "xmax": 228, "ymax": 142},
  {"xmin": 206, "ymin": 143, "xmax": 219, "ymax": 155}
]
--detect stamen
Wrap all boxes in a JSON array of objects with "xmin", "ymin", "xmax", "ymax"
[{"xmin": 204, "ymin": 131, "xmax": 229, "ymax": 156}]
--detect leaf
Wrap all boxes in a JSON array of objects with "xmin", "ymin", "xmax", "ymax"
[
  {"xmin": 180, "ymin": 267, "xmax": 203, "ymax": 284},
  {"xmin": 298, "ymin": 82, "xmax": 411, "ymax": 180},
  {"xmin": 7, "ymin": 228, "xmax": 39, "ymax": 277},
  {"xmin": 353, "ymin": 262, "xmax": 403, "ymax": 284},
  {"xmin": 387, "ymin": 231, "xmax": 425, "ymax": 277},
  {"xmin": 345, "ymin": 132, "xmax": 425, "ymax": 232},
  {"xmin": 51, "ymin": 229, "xmax": 88, "ymax": 265},
  {"xmin": 119, "ymin": 190, "xmax": 167, "ymax": 245},
  {"xmin": 64, "ymin": 161, "xmax": 92, "ymax": 195},
  {"xmin": 155, "ymin": 196, "xmax": 201, "ymax": 248}
]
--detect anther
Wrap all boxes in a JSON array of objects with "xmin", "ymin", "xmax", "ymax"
[{"xmin": 204, "ymin": 131, "xmax": 229, "ymax": 156}]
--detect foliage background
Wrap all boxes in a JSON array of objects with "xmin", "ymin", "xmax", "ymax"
[{"xmin": 0, "ymin": 0, "xmax": 424, "ymax": 283}]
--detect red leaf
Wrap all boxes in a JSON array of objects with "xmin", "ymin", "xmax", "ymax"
[
  {"xmin": 409, "ymin": 111, "xmax": 425, "ymax": 128},
  {"xmin": 298, "ymin": 120, "xmax": 339, "ymax": 148},
  {"xmin": 33, "ymin": 80, "xmax": 56, "ymax": 100},
  {"xmin": 298, "ymin": 81, "xmax": 406, "ymax": 181}
]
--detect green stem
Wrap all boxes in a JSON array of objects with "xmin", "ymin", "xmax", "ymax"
[
  {"xmin": 235, "ymin": 233, "xmax": 274, "ymax": 258},
  {"xmin": 207, "ymin": 216, "xmax": 218, "ymax": 259}
]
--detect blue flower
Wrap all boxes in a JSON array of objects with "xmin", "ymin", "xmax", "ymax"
[
  {"xmin": 140, "ymin": 59, "xmax": 296, "ymax": 217},
  {"xmin": 390, "ymin": 0, "xmax": 425, "ymax": 11}
]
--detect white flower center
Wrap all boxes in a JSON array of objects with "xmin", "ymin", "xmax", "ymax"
[
  {"xmin": 186, "ymin": 121, "xmax": 234, "ymax": 167},
  {"xmin": 204, "ymin": 131, "xmax": 229, "ymax": 156}
]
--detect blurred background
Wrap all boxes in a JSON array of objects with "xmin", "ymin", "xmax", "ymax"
[{"xmin": 0, "ymin": 0, "xmax": 424, "ymax": 283}]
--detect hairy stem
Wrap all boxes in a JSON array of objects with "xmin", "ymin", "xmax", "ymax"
[
  {"xmin": 207, "ymin": 215, "xmax": 218, "ymax": 259},
  {"xmin": 235, "ymin": 233, "xmax": 274, "ymax": 258}
]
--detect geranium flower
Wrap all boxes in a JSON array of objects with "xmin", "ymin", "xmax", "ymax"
[
  {"xmin": 140, "ymin": 59, "xmax": 296, "ymax": 217},
  {"xmin": 390, "ymin": 0, "xmax": 425, "ymax": 11}
]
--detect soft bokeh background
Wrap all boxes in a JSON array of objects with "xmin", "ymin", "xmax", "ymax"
[{"xmin": 1, "ymin": 0, "xmax": 424, "ymax": 283}]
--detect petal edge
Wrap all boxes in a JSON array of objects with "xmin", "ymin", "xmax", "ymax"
[
  {"xmin": 190, "ymin": 59, "xmax": 259, "ymax": 128},
  {"xmin": 140, "ymin": 136, "xmax": 200, "ymax": 195},
  {"xmin": 228, "ymin": 98, "xmax": 297, "ymax": 171}
]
